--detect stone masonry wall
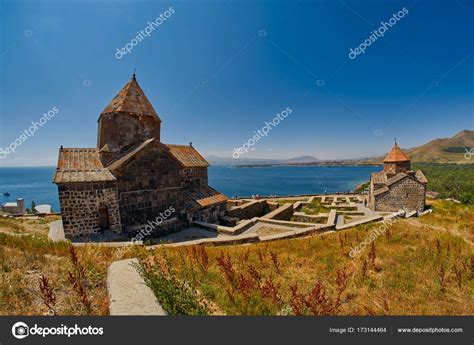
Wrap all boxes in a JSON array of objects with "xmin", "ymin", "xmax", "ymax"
[
  {"xmin": 58, "ymin": 182, "xmax": 121, "ymax": 238},
  {"xmin": 261, "ymin": 203, "xmax": 294, "ymax": 221},
  {"xmin": 227, "ymin": 200, "xmax": 268, "ymax": 219},
  {"xmin": 180, "ymin": 167, "xmax": 208, "ymax": 189},
  {"xmin": 368, "ymin": 180, "xmax": 376, "ymax": 210},
  {"xmin": 374, "ymin": 177, "xmax": 426, "ymax": 212},
  {"xmin": 189, "ymin": 203, "xmax": 227, "ymax": 224},
  {"xmin": 97, "ymin": 112, "xmax": 160, "ymax": 157},
  {"xmin": 113, "ymin": 143, "xmax": 188, "ymax": 230}
]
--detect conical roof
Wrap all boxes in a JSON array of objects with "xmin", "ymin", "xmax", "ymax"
[
  {"xmin": 384, "ymin": 143, "xmax": 410, "ymax": 162},
  {"xmin": 101, "ymin": 74, "xmax": 160, "ymax": 120}
]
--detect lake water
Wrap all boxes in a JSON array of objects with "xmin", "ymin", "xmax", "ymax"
[{"xmin": 0, "ymin": 165, "xmax": 380, "ymax": 211}]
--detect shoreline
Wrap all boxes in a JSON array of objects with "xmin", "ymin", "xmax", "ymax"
[{"xmin": 231, "ymin": 163, "xmax": 382, "ymax": 168}]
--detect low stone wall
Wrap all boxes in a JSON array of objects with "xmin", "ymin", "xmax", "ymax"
[
  {"xmin": 293, "ymin": 201, "xmax": 305, "ymax": 211},
  {"xmin": 192, "ymin": 202, "xmax": 227, "ymax": 224},
  {"xmin": 227, "ymin": 200, "xmax": 268, "ymax": 219},
  {"xmin": 335, "ymin": 214, "xmax": 383, "ymax": 230},
  {"xmin": 193, "ymin": 217, "xmax": 259, "ymax": 235},
  {"xmin": 291, "ymin": 213, "xmax": 327, "ymax": 224},
  {"xmin": 261, "ymin": 203, "xmax": 293, "ymax": 221},
  {"xmin": 162, "ymin": 233, "xmax": 260, "ymax": 247},
  {"xmin": 258, "ymin": 218, "xmax": 315, "ymax": 228},
  {"xmin": 267, "ymin": 202, "xmax": 280, "ymax": 212},
  {"xmin": 327, "ymin": 210, "xmax": 337, "ymax": 227}
]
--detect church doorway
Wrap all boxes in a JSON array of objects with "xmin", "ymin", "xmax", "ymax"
[{"xmin": 98, "ymin": 204, "xmax": 110, "ymax": 230}]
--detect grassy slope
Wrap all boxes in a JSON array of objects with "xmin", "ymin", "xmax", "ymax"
[
  {"xmin": 1, "ymin": 200, "xmax": 472, "ymax": 316},
  {"xmin": 141, "ymin": 200, "xmax": 474, "ymax": 315},
  {"xmin": 0, "ymin": 217, "xmax": 134, "ymax": 315},
  {"xmin": 406, "ymin": 130, "xmax": 473, "ymax": 163},
  {"xmin": 368, "ymin": 130, "xmax": 474, "ymax": 164}
]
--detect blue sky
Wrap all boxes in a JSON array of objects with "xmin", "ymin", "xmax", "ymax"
[{"xmin": 0, "ymin": 0, "xmax": 472, "ymax": 166}]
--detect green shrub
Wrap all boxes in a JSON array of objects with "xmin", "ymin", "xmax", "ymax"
[
  {"xmin": 136, "ymin": 253, "xmax": 209, "ymax": 315},
  {"xmin": 413, "ymin": 163, "xmax": 474, "ymax": 205}
]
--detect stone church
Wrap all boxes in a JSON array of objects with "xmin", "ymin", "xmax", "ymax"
[
  {"xmin": 369, "ymin": 142, "xmax": 427, "ymax": 212},
  {"xmin": 53, "ymin": 74, "xmax": 227, "ymax": 238}
]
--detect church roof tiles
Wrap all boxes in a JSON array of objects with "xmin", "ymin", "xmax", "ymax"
[
  {"xmin": 184, "ymin": 186, "xmax": 228, "ymax": 208},
  {"xmin": 53, "ymin": 148, "xmax": 116, "ymax": 183},
  {"xmin": 371, "ymin": 171, "xmax": 387, "ymax": 185},
  {"xmin": 383, "ymin": 143, "xmax": 411, "ymax": 163},
  {"xmin": 101, "ymin": 74, "xmax": 160, "ymax": 120},
  {"xmin": 166, "ymin": 144, "xmax": 209, "ymax": 168}
]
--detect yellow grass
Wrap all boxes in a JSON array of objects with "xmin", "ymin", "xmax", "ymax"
[
  {"xmin": 1, "ymin": 200, "xmax": 472, "ymax": 315},
  {"xmin": 0, "ymin": 218, "xmax": 135, "ymax": 315},
  {"xmin": 141, "ymin": 200, "xmax": 474, "ymax": 315}
]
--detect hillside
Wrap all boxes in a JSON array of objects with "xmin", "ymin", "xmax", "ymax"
[
  {"xmin": 370, "ymin": 130, "xmax": 474, "ymax": 164},
  {"xmin": 209, "ymin": 130, "xmax": 473, "ymax": 166},
  {"xmin": 1, "ymin": 200, "xmax": 473, "ymax": 315},
  {"xmin": 138, "ymin": 199, "xmax": 474, "ymax": 315}
]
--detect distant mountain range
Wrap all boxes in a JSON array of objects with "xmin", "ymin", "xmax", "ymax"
[
  {"xmin": 207, "ymin": 130, "xmax": 473, "ymax": 166},
  {"xmin": 206, "ymin": 155, "xmax": 321, "ymax": 166},
  {"xmin": 366, "ymin": 130, "xmax": 474, "ymax": 164}
]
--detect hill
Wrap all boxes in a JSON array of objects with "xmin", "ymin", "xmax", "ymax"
[
  {"xmin": 138, "ymin": 199, "xmax": 474, "ymax": 315},
  {"xmin": 208, "ymin": 130, "xmax": 473, "ymax": 166},
  {"xmin": 1, "ymin": 200, "xmax": 473, "ymax": 315},
  {"xmin": 369, "ymin": 130, "xmax": 474, "ymax": 164}
]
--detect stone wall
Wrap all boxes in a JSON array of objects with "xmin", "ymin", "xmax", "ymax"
[
  {"xmin": 368, "ymin": 180, "xmax": 376, "ymax": 210},
  {"xmin": 58, "ymin": 182, "xmax": 122, "ymax": 238},
  {"xmin": 291, "ymin": 213, "xmax": 327, "ymax": 224},
  {"xmin": 374, "ymin": 177, "xmax": 426, "ymax": 212},
  {"xmin": 97, "ymin": 112, "xmax": 160, "ymax": 160},
  {"xmin": 189, "ymin": 202, "xmax": 227, "ymax": 224},
  {"xmin": 113, "ymin": 143, "xmax": 188, "ymax": 230},
  {"xmin": 126, "ymin": 217, "xmax": 184, "ymax": 237},
  {"xmin": 180, "ymin": 167, "xmax": 208, "ymax": 189},
  {"xmin": 227, "ymin": 200, "xmax": 268, "ymax": 219},
  {"xmin": 383, "ymin": 161, "xmax": 410, "ymax": 174},
  {"xmin": 261, "ymin": 203, "xmax": 294, "ymax": 221}
]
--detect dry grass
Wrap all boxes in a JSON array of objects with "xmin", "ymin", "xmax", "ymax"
[
  {"xmin": 256, "ymin": 227, "xmax": 292, "ymax": 237},
  {"xmin": 301, "ymin": 199, "xmax": 330, "ymax": 215},
  {"xmin": 1, "ymin": 199, "xmax": 472, "ymax": 316},
  {"xmin": 140, "ymin": 200, "xmax": 473, "ymax": 315},
  {"xmin": 0, "ymin": 215, "xmax": 60, "ymax": 235},
  {"xmin": 0, "ymin": 218, "xmax": 136, "ymax": 315}
]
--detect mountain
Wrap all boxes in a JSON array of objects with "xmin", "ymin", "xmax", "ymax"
[
  {"xmin": 206, "ymin": 155, "xmax": 321, "ymax": 166},
  {"xmin": 207, "ymin": 130, "xmax": 473, "ymax": 166},
  {"xmin": 283, "ymin": 156, "xmax": 321, "ymax": 164},
  {"xmin": 369, "ymin": 130, "xmax": 474, "ymax": 164}
]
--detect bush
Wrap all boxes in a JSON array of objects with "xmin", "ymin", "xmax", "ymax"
[
  {"xmin": 413, "ymin": 163, "xmax": 474, "ymax": 205},
  {"xmin": 136, "ymin": 252, "xmax": 209, "ymax": 315}
]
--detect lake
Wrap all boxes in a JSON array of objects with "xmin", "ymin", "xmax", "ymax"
[{"xmin": 0, "ymin": 165, "xmax": 380, "ymax": 211}]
